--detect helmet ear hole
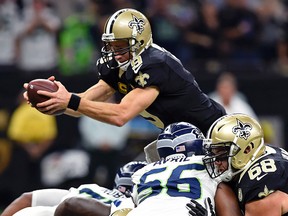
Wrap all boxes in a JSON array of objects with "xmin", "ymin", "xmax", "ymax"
[
  {"xmin": 244, "ymin": 142, "xmax": 255, "ymax": 154},
  {"xmin": 140, "ymin": 40, "xmax": 144, "ymax": 45},
  {"xmin": 244, "ymin": 145, "xmax": 251, "ymax": 154}
]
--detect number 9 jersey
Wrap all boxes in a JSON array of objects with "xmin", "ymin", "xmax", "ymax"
[{"xmin": 128, "ymin": 155, "xmax": 220, "ymax": 216}]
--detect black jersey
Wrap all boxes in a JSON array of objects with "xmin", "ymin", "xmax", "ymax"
[
  {"xmin": 98, "ymin": 43, "xmax": 226, "ymax": 133},
  {"xmin": 235, "ymin": 145, "xmax": 288, "ymax": 214}
]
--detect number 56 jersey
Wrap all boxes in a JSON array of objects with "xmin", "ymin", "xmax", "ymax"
[{"xmin": 129, "ymin": 155, "xmax": 220, "ymax": 216}]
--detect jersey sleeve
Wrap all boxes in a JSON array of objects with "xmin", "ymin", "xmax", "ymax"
[
  {"xmin": 32, "ymin": 189, "xmax": 70, "ymax": 207},
  {"xmin": 240, "ymin": 171, "xmax": 281, "ymax": 204},
  {"xmin": 238, "ymin": 147, "xmax": 288, "ymax": 206},
  {"xmin": 129, "ymin": 47, "xmax": 186, "ymax": 92},
  {"xmin": 61, "ymin": 184, "xmax": 125, "ymax": 204}
]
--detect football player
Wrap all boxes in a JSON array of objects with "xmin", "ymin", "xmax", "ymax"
[
  {"xmin": 1, "ymin": 161, "xmax": 147, "ymax": 216},
  {"xmin": 111, "ymin": 122, "xmax": 242, "ymax": 216},
  {"xmin": 188, "ymin": 113, "xmax": 288, "ymax": 216},
  {"xmin": 54, "ymin": 160, "xmax": 147, "ymax": 216},
  {"xmin": 23, "ymin": 8, "xmax": 226, "ymax": 134}
]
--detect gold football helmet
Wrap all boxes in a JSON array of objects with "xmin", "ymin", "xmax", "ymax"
[
  {"xmin": 203, "ymin": 113, "xmax": 265, "ymax": 181},
  {"xmin": 101, "ymin": 8, "xmax": 152, "ymax": 68}
]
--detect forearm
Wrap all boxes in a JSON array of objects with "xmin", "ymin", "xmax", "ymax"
[
  {"xmin": 1, "ymin": 193, "xmax": 32, "ymax": 216},
  {"xmin": 215, "ymin": 183, "xmax": 242, "ymax": 216},
  {"xmin": 64, "ymin": 80, "xmax": 115, "ymax": 118},
  {"xmin": 64, "ymin": 90, "xmax": 115, "ymax": 118},
  {"xmin": 75, "ymin": 87, "xmax": 157, "ymax": 126},
  {"xmin": 77, "ymin": 99, "xmax": 131, "ymax": 126}
]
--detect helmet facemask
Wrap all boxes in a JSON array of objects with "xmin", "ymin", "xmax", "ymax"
[
  {"xmin": 203, "ymin": 141, "xmax": 241, "ymax": 182},
  {"xmin": 114, "ymin": 161, "xmax": 147, "ymax": 197},
  {"xmin": 203, "ymin": 137, "xmax": 265, "ymax": 182},
  {"xmin": 101, "ymin": 39, "xmax": 138, "ymax": 69}
]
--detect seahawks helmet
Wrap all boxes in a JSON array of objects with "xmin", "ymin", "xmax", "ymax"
[
  {"xmin": 101, "ymin": 8, "xmax": 152, "ymax": 69},
  {"xmin": 157, "ymin": 122, "xmax": 205, "ymax": 159},
  {"xmin": 114, "ymin": 161, "xmax": 147, "ymax": 196},
  {"xmin": 203, "ymin": 113, "xmax": 265, "ymax": 182}
]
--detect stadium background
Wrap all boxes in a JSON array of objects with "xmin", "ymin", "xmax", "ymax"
[{"xmin": 0, "ymin": 0, "xmax": 288, "ymax": 212}]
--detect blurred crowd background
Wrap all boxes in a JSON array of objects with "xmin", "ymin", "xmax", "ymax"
[{"xmin": 0, "ymin": 0, "xmax": 288, "ymax": 212}]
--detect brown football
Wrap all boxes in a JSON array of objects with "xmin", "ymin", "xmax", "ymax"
[
  {"xmin": 27, "ymin": 79, "xmax": 58, "ymax": 107},
  {"xmin": 27, "ymin": 79, "xmax": 65, "ymax": 115}
]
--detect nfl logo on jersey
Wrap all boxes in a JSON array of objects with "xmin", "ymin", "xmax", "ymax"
[{"xmin": 176, "ymin": 145, "xmax": 186, "ymax": 152}]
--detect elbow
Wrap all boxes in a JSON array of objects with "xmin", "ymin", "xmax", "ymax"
[
  {"xmin": 113, "ymin": 119, "xmax": 128, "ymax": 127},
  {"xmin": 112, "ymin": 115, "xmax": 130, "ymax": 127}
]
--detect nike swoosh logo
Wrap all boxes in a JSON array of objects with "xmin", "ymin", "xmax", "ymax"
[{"xmin": 256, "ymin": 173, "xmax": 268, "ymax": 181}]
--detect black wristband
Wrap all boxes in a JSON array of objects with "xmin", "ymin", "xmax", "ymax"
[{"xmin": 68, "ymin": 94, "xmax": 81, "ymax": 111}]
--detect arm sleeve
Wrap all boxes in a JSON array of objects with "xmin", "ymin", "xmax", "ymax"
[{"xmin": 32, "ymin": 189, "xmax": 70, "ymax": 207}]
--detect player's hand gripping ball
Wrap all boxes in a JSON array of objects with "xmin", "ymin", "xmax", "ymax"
[{"xmin": 27, "ymin": 79, "xmax": 64, "ymax": 115}]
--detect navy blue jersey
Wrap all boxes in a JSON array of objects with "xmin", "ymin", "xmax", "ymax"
[
  {"xmin": 235, "ymin": 145, "xmax": 288, "ymax": 215},
  {"xmin": 97, "ymin": 44, "xmax": 226, "ymax": 133}
]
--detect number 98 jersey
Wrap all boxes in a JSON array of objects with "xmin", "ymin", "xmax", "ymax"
[{"xmin": 129, "ymin": 155, "xmax": 220, "ymax": 216}]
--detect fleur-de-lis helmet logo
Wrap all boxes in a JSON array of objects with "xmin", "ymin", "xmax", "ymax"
[
  {"xmin": 232, "ymin": 118, "xmax": 252, "ymax": 140},
  {"xmin": 128, "ymin": 15, "xmax": 145, "ymax": 34}
]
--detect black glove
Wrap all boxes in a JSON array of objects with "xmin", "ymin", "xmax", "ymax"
[{"xmin": 186, "ymin": 197, "xmax": 215, "ymax": 216}]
